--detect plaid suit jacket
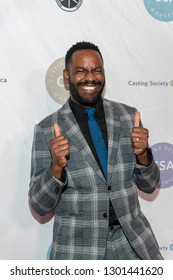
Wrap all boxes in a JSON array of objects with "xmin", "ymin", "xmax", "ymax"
[{"xmin": 29, "ymin": 98, "xmax": 162, "ymax": 259}]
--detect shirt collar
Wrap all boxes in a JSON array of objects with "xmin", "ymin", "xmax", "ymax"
[{"xmin": 69, "ymin": 97, "xmax": 104, "ymax": 120}]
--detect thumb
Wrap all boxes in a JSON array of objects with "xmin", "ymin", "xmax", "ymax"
[
  {"xmin": 134, "ymin": 111, "xmax": 141, "ymax": 127},
  {"xmin": 54, "ymin": 123, "xmax": 61, "ymax": 137}
]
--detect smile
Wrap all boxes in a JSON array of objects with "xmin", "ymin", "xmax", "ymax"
[
  {"xmin": 81, "ymin": 85, "xmax": 98, "ymax": 90},
  {"xmin": 79, "ymin": 83, "xmax": 101, "ymax": 92}
]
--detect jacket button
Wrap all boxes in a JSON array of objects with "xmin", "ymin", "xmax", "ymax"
[
  {"xmin": 108, "ymin": 185, "xmax": 111, "ymax": 190},
  {"xmin": 103, "ymin": 213, "xmax": 108, "ymax": 218}
]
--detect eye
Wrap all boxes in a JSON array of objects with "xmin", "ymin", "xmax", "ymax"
[
  {"xmin": 93, "ymin": 68, "xmax": 104, "ymax": 74},
  {"xmin": 75, "ymin": 68, "xmax": 86, "ymax": 74}
]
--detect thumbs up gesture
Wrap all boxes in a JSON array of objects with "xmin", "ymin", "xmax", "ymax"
[
  {"xmin": 130, "ymin": 112, "xmax": 149, "ymax": 165},
  {"xmin": 50, "ymin": 123, "xmax": 69, "ymax": 178}
]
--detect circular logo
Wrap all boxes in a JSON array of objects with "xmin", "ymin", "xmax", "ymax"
[
  {"xmin": 144, "ymin": 0, "xmax": 173, "ymax": 22},
  {"xmin": 151, "ymin": 142, "xmax": 173, "ymax": 188},
  {"xmin": 55, "ymin": 0, "xmax": 83, "ymax": 12},
  {"xmin": 170, "ymin": 244, "xmax": 173, "ymax": 250},
  {"xmin": 46, "ymin": 244, "xmax": 52, "ymax": 259},
  {"xmin": 45, "ymin": 57, "xmax": 69, "ymax": 105}
]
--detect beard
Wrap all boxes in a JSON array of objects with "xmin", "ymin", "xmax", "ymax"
[{"xmin": 69, "ymin": 80, "xmax": 105, "ymax": 107}]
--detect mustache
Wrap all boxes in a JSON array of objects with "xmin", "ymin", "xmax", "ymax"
[{"xmin": 77, "ymin": 81, "xmax": 102, "ymax": 87}]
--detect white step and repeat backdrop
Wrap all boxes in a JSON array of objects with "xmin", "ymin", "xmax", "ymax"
[{"xmin": 1, "ymin": 0, "xmax": 173, "ymax": 260}]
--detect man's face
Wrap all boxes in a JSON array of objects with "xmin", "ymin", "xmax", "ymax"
[{"xmin": 63, "ymin": 49, "xmax": 105, "ymax": 107}]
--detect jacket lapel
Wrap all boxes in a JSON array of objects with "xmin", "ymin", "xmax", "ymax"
[
  {"xmin": 103, "ymin": 99, "xmax": 121, "ymax": 182},
  {"xmin": 58, "ymin": 99, "xmax": 122, "ymax": 183},
  {"xmin": 59, "ymin": 101, "xmax": 105, "ymax": 181}
]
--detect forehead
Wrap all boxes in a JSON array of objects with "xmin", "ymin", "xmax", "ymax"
[{"xmin": 70, "ymin": 49, "xmax": 103, "ymax": 68}]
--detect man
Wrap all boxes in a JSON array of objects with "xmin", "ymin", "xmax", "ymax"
[{"xmin": 29, "ymin": 41, "xmax": 163, "ymax": 260}]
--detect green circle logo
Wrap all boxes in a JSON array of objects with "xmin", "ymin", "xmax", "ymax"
[{"xmin": 45, "ymin": 57, "xmax": 69, "ymax": 105}]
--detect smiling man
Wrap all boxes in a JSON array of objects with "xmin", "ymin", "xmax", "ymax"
[{"xmin": 29, "ymin": 41, "xmax": 163, "ymax": 260}]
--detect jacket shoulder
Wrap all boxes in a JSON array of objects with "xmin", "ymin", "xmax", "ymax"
[
  {"xmin": 103, "ymin": 98, "xmax": 137, "ymax": 114},
  {"xmin": 37, "ymin": 101, "xmax": 70, "ymax": 129}
]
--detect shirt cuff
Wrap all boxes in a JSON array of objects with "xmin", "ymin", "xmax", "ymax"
[
  {"xmin": 135, "ymin": 148, "xmax": 153, "ymax": 173},
  {"xmin": 52, "ymin": 168, "xmax": 67, "ymax": 186}
]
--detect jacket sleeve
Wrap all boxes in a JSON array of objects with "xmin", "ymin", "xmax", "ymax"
[
  {"xmin": 28, "ymin": 124, "xmax": 67, "ymax": 216},
  {"xmin": 134, "ymin": 148, "xmax": 160, "ymax": 194}
]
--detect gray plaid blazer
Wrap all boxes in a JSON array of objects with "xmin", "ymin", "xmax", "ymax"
[{"xmin": 29, "ymin": 98, "xmax": 162, "ymax": 260}]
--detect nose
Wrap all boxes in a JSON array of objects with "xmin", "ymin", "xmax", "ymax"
[{"xmin": 84, "ymin": 70, "xmax": 95, "ymax": 81}]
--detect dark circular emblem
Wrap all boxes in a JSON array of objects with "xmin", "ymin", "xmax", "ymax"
[{"xmin": 55, "ymin": 0, "xmax": 83, "ymax": 12}]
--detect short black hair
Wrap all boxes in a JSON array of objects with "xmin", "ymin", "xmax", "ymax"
[{"xmin": 65, "ymin": 41, "xmax": 103, "ymax": 70}]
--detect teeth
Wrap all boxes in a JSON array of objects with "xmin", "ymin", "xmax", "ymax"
[{"xmin": 82, "ymin": 86, "xmax": 96, "ymax": 89}]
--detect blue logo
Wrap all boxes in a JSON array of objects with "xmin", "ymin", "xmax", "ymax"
[
  {"xmin": 46, "ymin": 244, "xmax": 52, "ymax": 259},
  {"xmin": 144, "ymin": 0, "xmax": 173, "ymax": 22},
  {"xmin": 151, "ymin": 142, "xmax": 173, "ymax": 188},
  {"xmin": 169, "ymin": 243, "xmax": 173, "ymax": 250}
]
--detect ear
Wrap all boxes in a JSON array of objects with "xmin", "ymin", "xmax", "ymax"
[{"xmin": 63, "ymin": 69, "xmax": 70, "ymax": 91}]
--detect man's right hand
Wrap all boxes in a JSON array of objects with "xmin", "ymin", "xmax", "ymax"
[{"xmin": 50, "ymin": 123, "xmax": 69, "ymax": 179}]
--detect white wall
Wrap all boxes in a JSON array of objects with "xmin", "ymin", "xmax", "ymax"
[{"xmin": 1, "ymin": 0, "xmax": 173, "ymax": 259}]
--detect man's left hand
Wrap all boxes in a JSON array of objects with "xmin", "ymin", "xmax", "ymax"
[{"xmin": 131, "ymin": 111, "xmax": 149, "ymax": 165}]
